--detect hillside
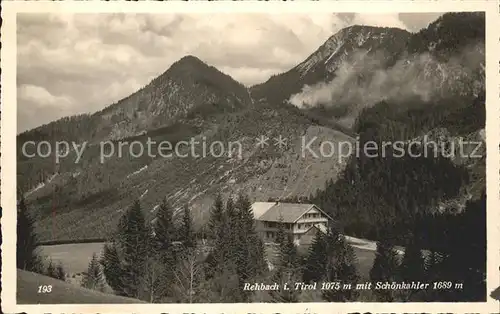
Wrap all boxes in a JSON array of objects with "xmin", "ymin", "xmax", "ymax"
[
  {"xmin": 17, "ymin": 54, "xmax": 253, "ymax": 190},
  {"xmin": 19, "ymin": 56, "xmax": 353, "ymax": 242},
  {"xmin": 17, "ymin": 269, "xmax": 144, "ymax": 304}
]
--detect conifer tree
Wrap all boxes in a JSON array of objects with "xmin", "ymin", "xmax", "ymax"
[
  {"xmin": 152, "ymin": 198, "xmax": 177, "ymax": 299},
  {"xmin": 270, "ymin": 220, "xmax": 300, "ymax": 302},
  {"xmin": 224, "ymin": 196, "xmax": 239, "ymax": 263},
  {"xmin": 17, "ymin": 195, "xmax": 42, "ymax": 272},
  {"xmin": 399, "ymin": 233, "xmax": 425, "ymax": 282},
  {"xmin": 321, "ymin": 228, "xmax": 359, "ymax": 302},
  {"xmin": 370, "ymin": 239, "xmax": 399, "ymax": 301},
  {"xmin": 275, "ymin": 217, "xmax": 286, "ymax": 249},
  {"xmin": 208, "ymin": 194, "xmax": 225, "ymax": 241},
  {"xmin": 154, "ymin": 198, "xmax": 176, "ymax": 252},
  {"xmin": 396, "ymin": 233, "xmax": 427, "ymax": 301},
  {"xmin": 208, "ymin": 195, "xmax": 226, "ymax": 249},
  {"xmin": 203, "ymin": 195, "xmax": 246, "ymax": 302},
  {"xmin": 180, "ymin": 204, "xmax": 195, "ymax": 249},
  {"xmin": 206, "ymin": 194, "xmax": 228, "ymax": 277},
  {"xmin": 302, "ymin": 231, "xmax": 328, "ymax": 283},
  {"xmin": 82, "ymin": 253, "xmax": 105, "ymax": 292},
  {"xmin": 234, "ymin": 194, "xmax": 266, "ymax": 291},
  {"xmin": 302, "ymin": 226, "xmax": 359, "ymax": 301},
  {"xmin": 100, "ymin": 242, "xmax": 126, "ymax": 296},
  {"xmin": 116, "ymin": 200, "xmax": 150, "ymax": 298}
]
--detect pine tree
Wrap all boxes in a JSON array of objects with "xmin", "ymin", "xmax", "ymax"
[
  {"xmin": 302, "ymin": 225, "xmax": 360, "ymax": 302},
  {"xmin": 370, "ymin": 239, "xmax": 399, "ymax": 301},
  {"xmin": 206, "ymin": 194, "xmax": 228, "ymax": 278},
  {"xmin": 154, "ymin": 198, "xmax": 176, "ymax": 252},
  {"xmin": 224, "ymin": 196, "xmax": 239, "ymax": 263},
  {"xmin": 208, "ymin": 194, "xmax": 225, "ymax": 241},
  {"xmin": 399, "ymin": 232, "xmax": 425, "ymax": 282},
  {"xmin": 202, "ymin": 195, "xmax": 247, "ymax": 302},
  {"xmin": 116, "ymin": 200, "xmax": 150, "ymax": 298},
  {"xmin": 320, "ymin": 228, "xmax": 359, "ymax": 302},
  {"xmin": 180, "ymin": 204, "xmax": 195, "ymax": 249},
  {"xmin": 270, "ymin": 220, "xmax": 300, "ymax": 302},
  {"xmin": 17, "ymin": 196, "xmax": 42, "ymax": 272},
  {"xmin": 82, "ymin": 253, "xmax": 105, "ymax": 292},
  {"xmin": 152, "ymin": 197, "xmax": 176, "ymax": 299},
  {"xmin": 100, "ymin": 242, "xmax": 126, "ymax": 296},
  {"xmin": 303, "ymin": 231, "xmax": 328, "ymax": 283},
  {"xmin": 234, "ymin": 194, "xmax": 266, "ymax": 293},
  {"xmin": 275, "ymin": 217, "xmax": 286, "ymax": 248}
]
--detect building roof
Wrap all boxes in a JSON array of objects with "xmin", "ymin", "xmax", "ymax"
[
  {"xmin": 251, "ymin": 202, "xmax": 277, "ymax": 219},
  {"xmin": 251, "ymin": 202, "xmax": 329, "ymax": 223}
]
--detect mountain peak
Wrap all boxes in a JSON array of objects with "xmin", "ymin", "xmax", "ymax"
[
  {"xmin": 167, "ymin": 55, "xmax": 210, "ymax": 74},
  {"xmin": 176, "ymin": 54, "xmax": 205, "ymax": 65}
]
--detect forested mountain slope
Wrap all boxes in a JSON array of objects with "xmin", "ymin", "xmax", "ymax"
[{"xmin": 17, "ymin": 12, "xmax": 485, "ymax": 244}]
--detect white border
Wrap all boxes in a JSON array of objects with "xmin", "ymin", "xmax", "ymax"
[{"xmin": 2, "ymin": 1, "xmax": 499, "ymax": 313}]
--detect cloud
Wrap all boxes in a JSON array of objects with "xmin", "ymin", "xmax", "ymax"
[
  {"xmin": 16, "ymin": 12, "xmax": 442, "ymax": 133},
  {"xmin": 399, "ymin": 12, "xmax": 444, "ymax": 31},
  {"xmin": 17, "ymin": 84, "xmax": 76, "ymax": 132},
  {"xmin": 351, "ymin": 13, "xmax": 409, "ymax": 30},
  {"xmin": 18, "ymin": 84, "xmax": 73, "ymax": 108},
  {"xmin": 288, "ymin": 44, "xmax": 485, "ymax": 128}
]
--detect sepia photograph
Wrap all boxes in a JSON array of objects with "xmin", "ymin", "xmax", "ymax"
[{"xmin": 2, "ymin": 1, "xmax": 499, "ymax": 313}]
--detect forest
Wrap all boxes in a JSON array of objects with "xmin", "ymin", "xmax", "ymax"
[{"xmin": 18, "ymin": 187, "xmax": 486, "ymax": 302}]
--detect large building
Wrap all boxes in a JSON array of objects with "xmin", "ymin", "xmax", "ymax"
[{"xmin": 251, "ymin": 202, "xmax": 333, "ymax": 246}]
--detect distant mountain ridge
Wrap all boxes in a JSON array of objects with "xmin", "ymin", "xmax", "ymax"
[
  {"xmin": 19, "ymin": 55, "xmax": 252, "ymax": 146},
  {"xmin": 252, "ymin": 12, "xmax": 484, "ymax": 129},
  {"xmin": 251, "ymin": 25, "xmax": 411, "ymax": 105}
]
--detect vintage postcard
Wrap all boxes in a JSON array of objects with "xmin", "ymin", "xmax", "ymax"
[{"xmin": 2, "ymin": 1, "xmax": 500, "ymax": 313}]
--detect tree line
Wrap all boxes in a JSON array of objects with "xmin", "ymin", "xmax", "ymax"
[
  {"xmin": 83, "ymin": 194, "xmax": 266, "ymax": 302},
  {"xmin": 308, "ymin": 93, "xmax": 486, "ymax": 301},
  {"xmin": 17, "ymin": 195, "xmax": 67, "ymax": 281},
  {"xmin": 17, "ymin": 188, "xmax": 485, "ymax": 302}
]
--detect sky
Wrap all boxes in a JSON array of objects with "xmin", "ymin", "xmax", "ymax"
[{"xmin": 17, "ymin": 12, "xmax": 443, "ymax": 133}]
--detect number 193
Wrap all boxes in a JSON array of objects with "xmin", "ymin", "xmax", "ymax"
[{"xmin": 38, "ymin": 285, "xmax": 52, "ymax": 293}]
